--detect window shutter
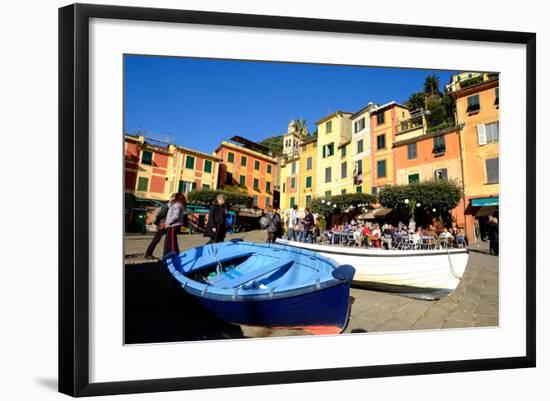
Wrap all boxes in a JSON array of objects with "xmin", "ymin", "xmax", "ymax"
[
  {"xmin": 322, "ymin": 145, "xmax": 326, "ymax": 158},
  {"xmin": 477, "ymin": 124, "xmax": 487, "ymax": 146}
]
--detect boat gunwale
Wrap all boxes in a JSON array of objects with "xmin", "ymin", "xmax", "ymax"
[{"xmin": 275, "ymin": 239, "xmax": 469, "ymax": 258}]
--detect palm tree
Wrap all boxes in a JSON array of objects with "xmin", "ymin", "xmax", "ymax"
[
  {"xmin": 405, "ymin": 92, "xmax": 425, "ymax": 111},
  {"xmin": 423, "ymin": 75, "xmax": 441, "ymax": 97},
  {"xmin": 295, "ymin": 118, "xmax": 308, "ymax": 135}
]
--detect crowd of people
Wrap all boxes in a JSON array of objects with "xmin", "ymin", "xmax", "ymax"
[
  {"xmin": 261, "ymin": 206, "xmax": 474, "ymax": 250},
  {"xmin": 324, "ymin": 219, "xmax": 466, "ymax": 250},
  {"xmin": 262, "ymin": 205, "xmax": 316, "ymax": 244}
]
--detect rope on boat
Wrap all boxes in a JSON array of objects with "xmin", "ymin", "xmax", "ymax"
[
  {"xmin": 446, "ymin": 246, "xmax": 462, "ymax": 280},
  {"xmin": 210, "ymin": 243, "xmax": 223, "ymax": 276}
]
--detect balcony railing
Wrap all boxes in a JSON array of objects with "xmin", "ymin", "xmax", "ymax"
[{"xmin": 396, "ymin": 114, "xmax": 424, "ymax": 134}]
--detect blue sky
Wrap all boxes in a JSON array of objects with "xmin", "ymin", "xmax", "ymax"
[{"xmin": 124, "ymin": 55, "xmax": 458, "ymax": 153}]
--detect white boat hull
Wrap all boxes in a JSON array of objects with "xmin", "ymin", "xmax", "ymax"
[{"xmin": 275, "ymin": 239, "xmax": 469, "ymax": 300}]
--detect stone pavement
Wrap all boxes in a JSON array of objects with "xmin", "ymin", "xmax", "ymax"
[{"xmin": 124, "ymin": 230, "xmax": 498, "ymax": 343}]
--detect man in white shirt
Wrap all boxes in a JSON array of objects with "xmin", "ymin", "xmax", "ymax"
[{"xmin": 287, "ymin": 204, "xmax": 299, "ymax": 241}]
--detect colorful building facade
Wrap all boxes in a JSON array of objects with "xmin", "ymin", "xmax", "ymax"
[
  {"xmin": 124, "ymin": 135, "xmax": 176, "ymax": 201},
  {"xmin": 298, "ymin": 137, "xmax": 318, "ymax": 208},
  {"xmin": 124, "ymin": 134, "xmax": 221, "ymax": 201},
  {"xmin": 393, "ymin": 122, "xmax": 466, "ymax": 227},
  {"xmin": 171, "ymin": 145, "xmax": 221, "ymax": 195},
  {"xmin": 215, "ymin": 140, "xmax": 277, "ymax": 210},
  {"xmin": 279, "ymin": 119, "xmax": 318, "ymax": 211},
  {"xmin": 315, "ymin": 111, "xmax": 353, "ymax": 198},
  {"xmin": 452, "ymin": 75, "xmax": 500, "ymax": 242},
  {"xmin": 370, "ymin": 102, "xmax": 410, "ymax": 194}
]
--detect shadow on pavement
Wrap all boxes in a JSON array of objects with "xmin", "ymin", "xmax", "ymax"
[{"xmin": 124, "ymin": 262, "xmax": 246, "ymax": 344}]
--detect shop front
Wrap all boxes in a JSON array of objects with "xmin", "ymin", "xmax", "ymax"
[{"xmin": 468, "ymin": 196, "xmax": 499, "ymax": 243}]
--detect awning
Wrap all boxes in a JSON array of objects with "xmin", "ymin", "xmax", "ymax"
[
  {"xmin": 358, "ymin": 207, "xmax": 393, "ymax": 219},
  {"xmin": 475, "ymin": 205, "xmax": 498, "ymax": 217},
  {"xmin": 471, "ymin": 197, "xmax": 499, "ymax": 207},
  {"xmin": 237, "ymin": 208, "xmax": 263, "ymax": 218}
]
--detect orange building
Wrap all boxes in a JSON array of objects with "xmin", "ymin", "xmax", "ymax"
[
  {"xmin": 370, "ymin": 102, "xmax": 410, "ymax": 193},
  {"xmin": 393, "ymin": 122, "xmax": 466, "ymax": 227},
  {"xmin": 215, "ymin": 137, "xmax": 277, "ymax": 210},
  {"xmin": 124, "ymin": 135, "xmax": 176, "ymax": 201},
  {"xmin": 451, "ymin": 74, "xmax": 500, "ymax": 242}
]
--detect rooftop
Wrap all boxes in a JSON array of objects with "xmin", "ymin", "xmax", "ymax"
[{"xmin": 315, "ymin": 110, "xmax": 353, "ymax": 125}]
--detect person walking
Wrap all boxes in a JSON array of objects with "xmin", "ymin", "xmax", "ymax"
[
  {"xmin": 163, "ymin": 192, "xmax": 187, "ymax": 257},
  {"xmin": 275, "ymin": 209, "xmax": 284, "ymax": 239},
  {"xmin": 487, "ymin": 215, "xmax": 499, "ymax": 256},
  {"xmin": 144, "ymin": 200, "xmax": 169, "ymax": 259},
  {"xmin": 303, "ymin": 207, "xmax": 314, "ymax": 243},
  {"xmin": 205, "ymin": 194, "xmax": 228, "ymax": 244},
  {"xmin": 287, "ymin": 204, "xmax": 298, "ymax": 241},
  {"xmin": 266, "ymin": 209, "xmax": 281, "ymax": 244}
]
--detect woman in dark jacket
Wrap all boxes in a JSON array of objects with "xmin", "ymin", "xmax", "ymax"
[{"xmin": 205, "ymin": 194, "xmax": 227, "ymax": 244}]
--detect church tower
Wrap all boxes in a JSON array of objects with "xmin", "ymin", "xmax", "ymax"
[{"xmin": 283, "ymin": 119, "xmax": 308, "ymax": 157}]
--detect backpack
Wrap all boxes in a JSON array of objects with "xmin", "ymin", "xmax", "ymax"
[
  {"xmin": 259, "ymin": 214, "xmax": 272, "ymax": 229},
  {"xmin": 153, "ymin": 204, "xmax": 169, "ymax": 226}
]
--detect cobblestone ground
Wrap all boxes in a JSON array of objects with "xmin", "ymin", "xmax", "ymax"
[{"xmin": 124, "ymin": 230, "xmax": 498, "ymax": 343}]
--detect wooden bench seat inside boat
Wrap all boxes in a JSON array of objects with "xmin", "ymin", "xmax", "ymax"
[
  {"xmin": 214, "ymin": 258, "xmax": 294, "ymax": 289},
  {"xmin": 181, "ymin": 249, "xmax": 254, "ymax": 273}
]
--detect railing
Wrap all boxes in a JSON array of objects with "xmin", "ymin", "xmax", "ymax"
[{"xmin": 396, "ymin": 114, "xmax": 424, "ymax": 134}]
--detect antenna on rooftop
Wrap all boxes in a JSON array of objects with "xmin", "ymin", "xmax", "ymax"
[{"xmin": 142, "ymin": 130, "xmax": 172, "ymax": 145}]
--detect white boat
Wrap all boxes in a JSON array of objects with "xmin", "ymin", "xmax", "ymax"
[{"xmin": 275, "ymin": 239, "xmax": 469, "ymax": 300}]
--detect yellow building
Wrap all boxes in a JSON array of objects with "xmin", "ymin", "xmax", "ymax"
[
  {"xmin": 370, "ymin": 102, "xmax": 410, "ymax": 194},
  {"xmin": 315, "ymin": 111, "xmax": 353, "ymax": 198},
  {"xmin": 445, "ymin": 72, "xmax": 498, "ymax": 94},
  {"xmin": 452, "ymin": 74, "xmax": 500, "ymax": 242},
  {"xmin": 298, "ymin": 137, "xmax": 318, "ymax": 208},
  {"xmin": 172, "ymin": 145, "xmax": 221, "ymax": 195}
]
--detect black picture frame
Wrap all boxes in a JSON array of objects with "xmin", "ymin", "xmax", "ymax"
[{"xmin": 59, "ymin": 3, "xmax": 536, "ymax": 397}]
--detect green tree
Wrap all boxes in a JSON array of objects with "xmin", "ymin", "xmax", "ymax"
[
  {"xmin": 378, "ymin": 179, "xmax": 462, "ymax": 221},
  {"xmin": 187, "ymin": 189, "xmax": 252, "ymax": 207},
  {"xmin": 294, "ymin": 118, "xmax": 308, "ymax": 135},
  {"xmin": 404, "ymin": 92, "xmax": 425, "ymax": 111},
  {"xmin": 423, "ymin": 74, "xmax": 441, "ymax": 97},
  {"xmin": 331, "ymin": 193, "xmax": 377, "ymax": 209},
  {"xmin": 258, "ymin": 135, "xmax": 284, "ymax": 155},
  {"xmin": 311, "ymin": 197, "xmax": 339, "ymax": 219}
]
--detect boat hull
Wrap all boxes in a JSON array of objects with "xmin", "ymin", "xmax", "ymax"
[
  {"xmin": 196, "ymin": 281, "xmax": 352, "ymax": 328},
  {"xmin": 276, "ymin": 239, "xmax": 469, "ymax": 299}
]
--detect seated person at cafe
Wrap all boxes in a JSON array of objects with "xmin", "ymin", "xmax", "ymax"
[
  {"xmin": 371, "ymin": 224, "xmax": 381, "ymax": 248},
  {"xmin": 441, "ymin": 228, "xmax": 454, "ymax": 247},
  {"xmin": 424, "ymin": 224, "xmax": 438, "ymax": 247},
  {"xmin": 381, "ymin": 224, "xmax": 395, "ymax": 250},
  {"xmin": 361, "ymin": 224, "xmax": 372, "ymax": 247}
]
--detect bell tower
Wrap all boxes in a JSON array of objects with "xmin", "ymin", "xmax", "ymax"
[{"xmin": 283, "ymin": 119, "xmax": 308, "ymax": 156}]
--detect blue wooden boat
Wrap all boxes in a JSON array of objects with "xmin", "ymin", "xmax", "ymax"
[{"xmin": 163, "ymin": 239, "xmax": 355, "ymax": 331}]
